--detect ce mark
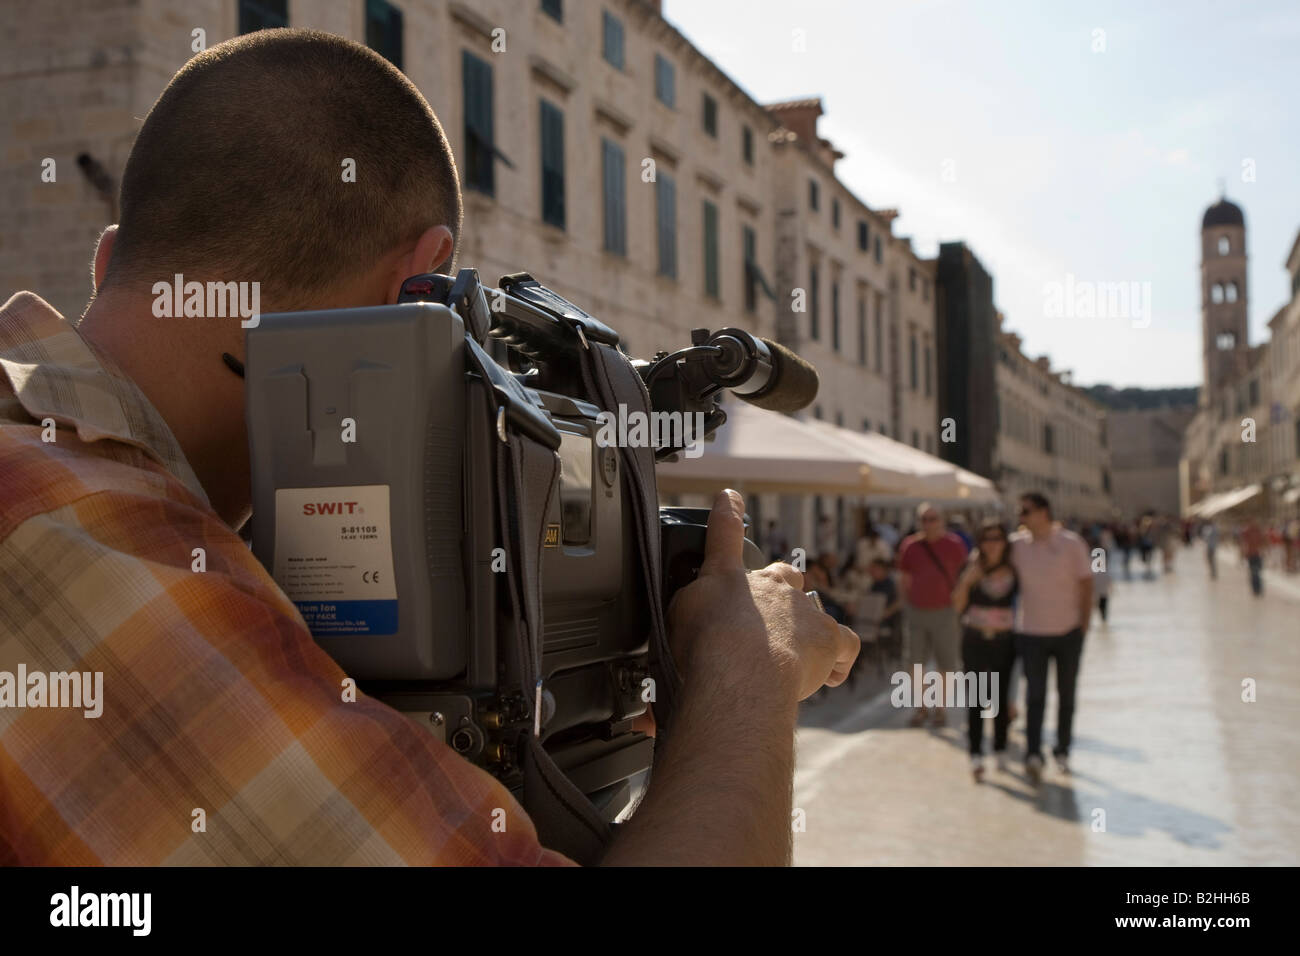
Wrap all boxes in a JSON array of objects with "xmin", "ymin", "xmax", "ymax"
[{"xmin": 362, "ymin": 570, "xmax": 381, "ymax": 584}]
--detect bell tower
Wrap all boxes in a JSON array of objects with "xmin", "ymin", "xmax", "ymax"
[{"xmin": 1200, "ymin": 195, "xmax": 1248, "ymax": 404}]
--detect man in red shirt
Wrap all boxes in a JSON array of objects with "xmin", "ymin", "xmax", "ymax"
[{"xmin": 897, "ymin": 502, "xmax": 969, "ymax": 726}]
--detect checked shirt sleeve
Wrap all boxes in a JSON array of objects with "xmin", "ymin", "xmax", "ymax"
[{"xmin": 0, "ymin": 431, "xmax": 575, "ymax": 866}]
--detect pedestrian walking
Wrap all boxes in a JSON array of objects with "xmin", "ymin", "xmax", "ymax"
[
  {"xmin": 952, "ymin": 520, "xmax": 1018, "ymax": 781},
  {"xmin": 1240, "ymin": 519, "xmax": 1265, "ymax": 597},
  {"xmin": 1202, "ymin": 521, "xmax": 1219, "ymax": 580},
  {"xmin": 1010, "ymin": 492, "xmax": 1093, "ymax": 783},
  {"xmin": 898, "ymin": 502, "xmax": 969, "ymax": 728}
]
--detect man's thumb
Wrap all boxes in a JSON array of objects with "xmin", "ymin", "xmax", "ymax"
[{"xmin": 700, "ymin": 488, "xmax": 745, "ymax": 574}]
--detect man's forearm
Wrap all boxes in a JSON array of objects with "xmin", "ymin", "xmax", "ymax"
[{"xmin": 601, "ymin": 665, "xmax": 797, "ymax": 866}]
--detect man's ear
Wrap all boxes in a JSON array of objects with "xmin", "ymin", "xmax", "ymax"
[
  {"xmin": 92, "ymin": 225, "xmax": 118, "ymax": 291},
  {"xmin": 385, "ymin": 225, "xmax": 455, "ymax": 303}
]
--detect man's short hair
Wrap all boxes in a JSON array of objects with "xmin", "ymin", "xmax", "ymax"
[
  {"xmin": 915, "ymin": 501, "xmax": 940, "ymax": 520},
  {"xmin": 104, "ymin": 29, "xmax": 462, "ymax": 304},
  {"xmin": 1021, "ymin": 491, "xmax": 1052, "ymax": 517}
]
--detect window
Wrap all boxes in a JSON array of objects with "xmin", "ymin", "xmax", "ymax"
[
  {"xmin": 874, "ymin": 299, "xmax": 883, "ymax": 372},
  {"xmin": 862, "ymin": 418, "xmax": 871, "ymax": 432},
  {"xmin": 1216, "ymin": 330, "xmax": 1237, "ymax": 350},
  {"xmin": 858, "ymin": 220, "xmax": 868, "ymax": 252},
  {"xmin": 874, "ymin": 235, "xmax": 882, "ymax": 263},
  {"xmin": 1225, "ymin": 281, "xmax": 1239, "ymax": 303},
  {"xmin": 909, "ymin": 267, "xmax": 917, "ymax": 292},
  {"xmin": 365, "ymin": 0, "xmax": 403, "ymax": 68},
  {"xmin": 541, "ymin": 0, "xmax": 562, "ymax": 20},
  {"xmin": 656, "ymin": 173, "xmax": 677, "ymax": 278},
  {"xmin": 831, "ymin": 280, "xmax": 841, "ymax": 352},
  {"xmin": 239, "ymin": 0, "xmax": 287, "ymax": 32},
  {"xmin": 912, "ymin": 429, "xmax": 920, "ymax": 449},
  {"xmin": 924, "ymin": 342, "xmax": 932, "ymax": 397},
  {"xmin": 1219, "ymin": 447, "xmax": 1229, "ymax": 475},
  {"xmin": 539, "ymin": 99, "xmax": 565, "ymax": 229},
  {"xmin": 925, "ymin": 434, "xmax": 933, "ymax": 454},
  {"xmin": 831, "ymin": 198, "xmax": 840, "ymax": 230},
  {"xmin": 857, "ymin": 296, "xmax": 867, "ymax": 366},
  {"xmin": 742, "ymin": 125, "xmax": 753, "ymax": 165},
  {"xmin": 1044, "ymin": 423, "xmax": 1055, "ymax": 454},
  {"xmin": 602, "ymin": 10, "xmax": 624, "ymax": 69},
  {"xmin": 742, "ymin": 225, "xmax": 774, "ymax": 313},
  {"xmin": 878, "ymin": 423, "xmax": 887, "ymax": 435},
  {"xmin": 923, "ymin": 279, "xmax": 929, "ymax": 302},
  {"xmin": 835, "ymin": 410, "xmax": 844, "ymax": 427},
  {"xmin": 702, "ymin": 93, "xmax": 718, "ymax": 137},
  {"xmin": 654, "ymin": 54, "xmax": 675, "ymax": 107},
  {"xmin": 601, "ymin": 138, "xmax": 626, "ymax": 255},
  {"xmin": 462, "ymin": 51, "xmax": 495, "ymax": 195},
  {"xmin": 1248, "ymin": 378, "xmax": 1259, "ymax": 407},
  {"xmin": 702, "ymin": 200, "xmax": 719, "ymax": 298},
  {"xmin": 809, "ymin": 264, "xmax": 820, "ymax": 340},
  {"xmin": 814, "ymin": 406, "xmax": 823, "ymax": 420},
  {"xmin": 908, "ymin": 330, "xmax": 918, "ymax": 390},
  {"xmin": 743, "ymin": 225, "xmax": 757, "ymax": 312},
  {"xmin": 1295, "ymin": 417, "xmax": 1300, "ymax": 459},
  {"xmin": 808, "ymin": 179, "xmax": 819, "ymax": 211},
  {"xmin": 1219, "ymin": 236, "xmax": 1230, "ymax": 255},
  {"xmin": 1211, "ymin": 283, "xmax": 1224, "ymax": 304}
]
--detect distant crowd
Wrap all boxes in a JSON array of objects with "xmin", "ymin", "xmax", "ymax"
[{"xmin": 759, "ymin": 496, "xmax": 1296, "ymax": 783}]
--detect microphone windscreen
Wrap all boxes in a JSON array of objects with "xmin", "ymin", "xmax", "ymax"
[{"xmin": 743, "ymin": 338, "xmax": 819, "ymax": 413}]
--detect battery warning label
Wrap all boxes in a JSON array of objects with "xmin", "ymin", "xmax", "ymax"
[{"xmin": 273, "ymin": 484, "xmax": 398, "ymax": 636}]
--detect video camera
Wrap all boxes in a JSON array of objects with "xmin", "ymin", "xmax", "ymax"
[{"xmin": 244, "ymin": 269, "xmax": 817, "ymax": 851}]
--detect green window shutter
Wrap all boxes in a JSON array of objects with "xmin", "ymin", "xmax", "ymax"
[
  {"xmin": 603, "ymin": 11, "xmax": 624, "ymax": 69},
  {"xmin": 656, "ymin": 174, "xmax": 677, "ymax": 277},
  {"xmin": 702, "ymin": 200, "xmax": 719, "ymax": 298},
  {"xmin": 809, "ymin": 264, "xmax": 820, "ymax": 340},
  {"xmin": 540, "ymin": 100, "xmax": 565, "ymax": 228},
  {"xmin": 831, "ymin": 281, "xmax": 840, "ymax": 351},
  {"xmin": 602, "ymin": 139, "xmax": 626, "ymax": 255},
  {"xmin": 365, "ymin": 0, "xmax": 403, "ymax": 69},
  {"xmin": 654, "ymin": 54, "xmax": 675, "ymax": 107},
  {"xmin": 462, "ymin": 51, "xmax": 494, "ymax": 195}
]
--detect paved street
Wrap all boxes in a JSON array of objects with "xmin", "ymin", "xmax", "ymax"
[{"xmin": 792, "ymin": 543, "xmax": 1300, "ymax": 865}]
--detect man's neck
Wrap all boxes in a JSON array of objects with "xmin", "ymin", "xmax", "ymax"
[
  {"xmin": 1030, "ymin": 522, "xmax": 1053, "ymax": 542},
  {"xmin": 78, "ymin": 290, "xmax": 251, "ymax": 529}
]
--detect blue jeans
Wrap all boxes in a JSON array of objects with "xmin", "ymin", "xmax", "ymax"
[{"xmin": 1247, "ymin": 555, "xmax": 1263, "ymax": 595}]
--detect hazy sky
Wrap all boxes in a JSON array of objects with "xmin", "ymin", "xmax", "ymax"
[{"xmin": 666, "ymin": 0, "xmax": 1300, "ymax": 388}]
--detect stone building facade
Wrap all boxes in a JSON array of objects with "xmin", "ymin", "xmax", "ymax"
[{"xmin": 993, "ymin": 321, "xmax": 1112, "ymax": 520}]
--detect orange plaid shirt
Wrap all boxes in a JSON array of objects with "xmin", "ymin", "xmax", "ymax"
[{"xmin": 0, "ymin": 292, "xmax": 574, "ymax": 865}]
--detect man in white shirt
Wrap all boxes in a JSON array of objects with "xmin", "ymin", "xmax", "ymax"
[{"xmin": 1009, "ymin": 492, "xmax": 1093, "ymax": 783}]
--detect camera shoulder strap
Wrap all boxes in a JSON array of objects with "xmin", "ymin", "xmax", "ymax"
[
  {"xmin": 571, "ymin": 340, "xmax": 684, "ymax": 738},
  {"xmin": 465, "ymin": 337, "xmax": 611, "ymax": 865}
]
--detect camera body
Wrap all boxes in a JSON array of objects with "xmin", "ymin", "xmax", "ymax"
[{"xmin": 246, "ymin": 271, "xmax": 772, "ymax": 823}]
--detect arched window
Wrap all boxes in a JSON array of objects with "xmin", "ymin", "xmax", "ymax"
[
  {"xmin": 1216, "ymin": 331, "xmax": 1237, "ymax": 350},
  {"xmin": 1211, "ymin": 283, "xmax": 1224, "ymax": 304},
  {"xmin": 1218, "ymin": 236, "xmax": 1230, "ymax": 255},
  {"xmin": 1225, "ymin": 281, "xmax": 1239, "ymax": 303}
]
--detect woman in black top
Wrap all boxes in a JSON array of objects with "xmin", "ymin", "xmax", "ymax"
[{"xmin": 952, "ymin": 519, "xmax": 1018, "ymax": 782}]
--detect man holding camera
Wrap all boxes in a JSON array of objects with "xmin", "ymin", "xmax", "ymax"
[{"xmin": 0, "ymin": 30, "xmax": 857, "ymax": 866}]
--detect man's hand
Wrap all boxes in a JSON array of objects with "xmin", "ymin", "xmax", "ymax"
[
  {"xmin": 667, "ymin": 489, "xmax": 860, "ymax": 701},
  {"xmin": 604, "ymin": 488, "xmax": 859, "ymax": 865}
]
